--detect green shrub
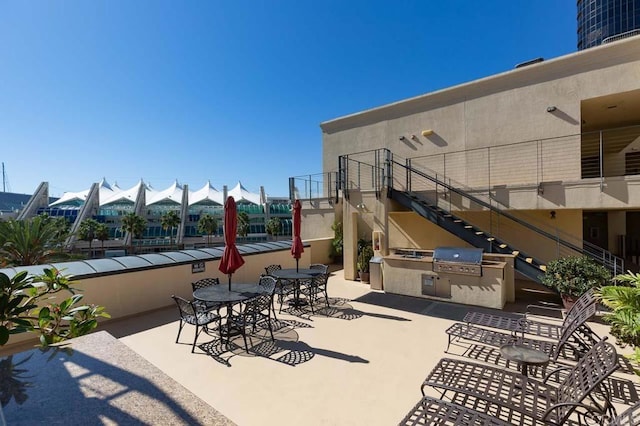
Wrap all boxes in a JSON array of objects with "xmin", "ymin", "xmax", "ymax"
[
  {"xmin": 539, "ymin": 255, "xmax": 611, "ymax": 298},
  {"xmin": 598, "ymin": 271, "xmax": 640, "ymax": 375}
]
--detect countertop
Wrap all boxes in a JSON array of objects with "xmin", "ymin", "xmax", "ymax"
[{"xmin": 0, "ymin": 331, "xmax": 234, "ymax": 426}]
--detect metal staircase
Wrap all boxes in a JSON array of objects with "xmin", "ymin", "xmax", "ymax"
[{"xmin": 337, "ymin": 149, "xmax": 624, "ymax": 281}]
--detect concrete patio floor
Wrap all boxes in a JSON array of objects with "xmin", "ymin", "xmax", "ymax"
[{"xmin": 98, "ymin": 269, "xmax": 638, "ymax": 426}]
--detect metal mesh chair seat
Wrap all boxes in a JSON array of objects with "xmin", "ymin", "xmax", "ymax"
[
  {"xmin": 422, "ymin": 340, "xmax": 619, "ymax": 425},
  {"xmin": 611, "ymin": 401, "xmax": 640, "ymax": 426},
  {"xmin": 171, "ymin": 295, "xmax": 221, "ymax": 353},
  {"xmin": 463, "ymin": 288, "xmax": 598, "ymax": 340},
  {"xmin": 399, "ymin": 395, "xmax": 513, "ymax": 426}
]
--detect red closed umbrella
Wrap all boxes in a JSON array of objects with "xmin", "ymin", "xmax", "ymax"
[
  {"xmin": 219, "ymin": 196, "xmax": 245, "ymax": 290},
  {"xmin": 291, "ymin": 199, "xmax": 304, "ymax": 272}
]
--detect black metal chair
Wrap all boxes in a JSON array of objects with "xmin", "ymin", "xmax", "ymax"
[
  {"xmin": 191, "ymin": 277, "xmax": 222, "ymax": 313},
  {"xmin": 171, "ymin": 295, "xmax": 221, "ymax": 353},
  {"xmin": 265, "ymin": 264, "xmax": 295, "ymax": 313},
  {"xmin": 264, "ymin": 264, "xmax": 282, "ymax": 275},
  {"xmin": 300, "ymin": 264, "xmax": 330, "ymax": 314},
  {"xmin": 258, "ymin": 275, "xmax": 279, "ymax": 320},
  {"xmin": 230, "ymin": 279, "xmax": 276, "ymax": 351}
]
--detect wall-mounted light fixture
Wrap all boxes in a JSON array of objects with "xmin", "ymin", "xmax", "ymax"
[
  {"xmin": 550, "ymin": 210, "xmax": 556, "ymax": 219},
  {"xmin": 546, "ymin": 106, "xmax": 557, "ymax": 113},
  {"xmin": 399, "ymin": 136, "xmax": 407, "ymax": 141},
  {"xmin": 356, "ymin": 202, "xmax": 368, "ymax": 211},
  {"xmin": 411, "ymin": 134, "xmax": 420, "ymax": 141},
  {"xmin": 421, "ymin": 129, "xmax": 434, "ymax": 137}
]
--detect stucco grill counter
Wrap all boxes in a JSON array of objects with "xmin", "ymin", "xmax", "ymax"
[{"xmin": 382, "ymin": 247, "xmax": 514, "ymax": 309}]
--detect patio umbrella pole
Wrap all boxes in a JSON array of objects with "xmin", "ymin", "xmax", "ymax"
[
  {"xmin": 296, "ymin": 258, "xmax": 299, "ymax": 273},
  {"xmin": 228, "ymin": 274, "xmax": 232, "ymax": 291}
]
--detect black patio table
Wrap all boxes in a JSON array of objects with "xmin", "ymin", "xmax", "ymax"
[
  {"xmin": 193, "ymin": 283, "xmax": 266, "ymax": 343},
  {"xmin": 269, "ymin": 269, "xmax": 318, "ymax": 307}
]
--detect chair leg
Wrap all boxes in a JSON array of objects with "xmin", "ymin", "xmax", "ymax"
[
  {"xmin": 192, "ymin": 325, "xmax": 200, "ymax": 353},
  {"xmin": 271, "ymin": 297, "xmax": 278, "ymax": 321},
  {"xmin": 176, "ymin": 320, "xmax": 185, "ymax": 343},
  {"xmin": 266, "ymin": 313, "xmax": 274, "ymax": 341}
]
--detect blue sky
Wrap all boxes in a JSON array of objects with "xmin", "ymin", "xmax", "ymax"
[{"xmin": 1, "ymin": 1, "xmax": 576, "ymax": 198}]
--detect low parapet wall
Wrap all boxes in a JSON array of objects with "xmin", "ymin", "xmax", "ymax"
[{"xmin": 0, "ymin": 240, "xmax": 319, "ymax": 353}]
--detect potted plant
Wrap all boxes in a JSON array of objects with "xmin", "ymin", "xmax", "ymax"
[
  {"xmin": 539, "ymin": 255, "xmax": 611, "ymax": 310},
  {"xmin": 357, "ymin": 239, "xmax": 374, "ymax": 283},
  {"xmin": 329, "ymin": 220, "xmax": 343, "ymax": 264},
  {"xmin": 597, "ymin": 271, "xmax": 640, "ymax": 374}
]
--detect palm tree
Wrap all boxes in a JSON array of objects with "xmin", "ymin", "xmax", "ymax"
[
  {"xmin": 237, "ymin": 211, "xmax": 250, "ymax": 238},
  {"xmin": 78, "ymin": 218, "xmax": 101, "ymax": 253},
  {"xmin": 96, "ymin": 223, "xmax": 109, "ymax": 254},
  {"xmin": 121, "ymin": 213, "xmax": 147, "ymax": 254},
  {"xmin": 197, "ymin": 213, "xmax": 218, "ymax": 246},
  {"xmin": 265, "ymin": 217, "xmax": 282, "ymax": 241},
  {"xmin": 0, "ymin": 216, "xmax": 70, "ymax": 266},
  {"xmin": 161, "ymin": 210, "xmax": 181, "ymax": 248}
]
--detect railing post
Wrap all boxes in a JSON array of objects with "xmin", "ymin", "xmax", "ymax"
[
  {"xmin": 288, "ymin": 177, "xmax": 295, "ymax": 202},
  {"xmin": 406, "ymin": 158, "xmax": 412, "ymax": 193},
  {"xmin": 599, "ymin": 130, "xmax": 604, "ymax": 191}
]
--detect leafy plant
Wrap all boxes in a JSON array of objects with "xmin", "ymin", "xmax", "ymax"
[
  {"xmin": 120, "ymin": 213, "xmax": 147, "ymax": 254},
  {"xmin": 237, "ymin": 211, "xmax": 250, "ymax": 237},
  {"xmin": 160, "ymin": 210, "xmax": 181, "ymax": 247},
  {"xmin": 0, "ymin": 267, "xmax": 110, "ymax": 347},
  {"xmin": 357, "ymin": 239, "xmax": 374, "ymax": 273},
  {"xmin": 197, "ymin": 213, "xmax": 218, "ymax": 246},
  {"xmin": 330, "ymin": 220, "xmax": 343, "ymax": 263},
  {"xmin": 78, "ymin": 218, "xmax": 101, "ymax": 251},
  {"xmin": 539, "ymin": 256, "xmax": 611, "ymax": 298},
  {"xmin": 95, "ymin": 223, "xmax": 110, "ymax": 252},
  {"xmin": 0, "ymin": 216, "xmax": 70, "ymax": 267},
  {"xmin": 265, "ymin": 217, "xmax": 282, "ymax": 240},
  {"xmin": 597, "ymin": 271, "xmax": 640, "ymax": 352}
]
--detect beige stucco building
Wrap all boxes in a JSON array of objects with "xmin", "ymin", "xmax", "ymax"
[{"xmin": 311, "ymin": 35, "xmax": 640, "ymax": 294}]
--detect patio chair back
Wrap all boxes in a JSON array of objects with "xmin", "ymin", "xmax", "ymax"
[
  {"xmin": 264, "ymin": 264, "xmax": 282, "ymax": 275},
  {"xmin": 550, "ymin": 301, "xmax": 599, "ymax": 361},
  {"xmin": 310, "ymin": 263, "xmax": 329, "ymax": 274},
  {"xmin": 552, "ymin": 339, "xmax": 619, "ymax": 424},
  {"xmin": 258, "ymin": 275, "xmax": 277, "ymax": 294},
  {"xmin": 191, "ymin": 277, "xmax": 220, "ymax": 291},
  {"xmin": 564, "ymin": 287, "xmax": 598, "ymax": 324}
]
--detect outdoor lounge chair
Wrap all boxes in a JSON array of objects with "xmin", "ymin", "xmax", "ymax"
[
  {"xmin": 420, "ymin": 339, "xmax": 619, "ymax": 425},
  {"xmin": 463, "ymin": 288, "xmax": 598, "ymax": 340},
  {"xmin": 171, "ymin": 295, "xmax": 221, "ymax": 353},
  {"xmin": 445, "ymin": 301, "xmax": 600, "ymax": 365},
  {"xmin": 398, "ymin": 395, "xmax": 513, "ymax": 426},
  {"xmin": 402, "ymin": 381, "xmax": 639, "ymax": 426}
]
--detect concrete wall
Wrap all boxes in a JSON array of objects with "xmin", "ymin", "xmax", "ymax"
[
  {"xmin": 321, "ymin": 37, "xmax": 640, "ymax": 202},
  {"xmin": 0, "ymin": 245, "xmax": 319, "ymax": 352}
]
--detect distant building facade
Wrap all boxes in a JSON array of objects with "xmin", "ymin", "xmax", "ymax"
[
  {"xmin": 578, "ymin": 0, "xmax": 640, "ymax": 50},
  {"xmin": 10, "ymin": 179, "xmax": 291, "ymax": 253}
]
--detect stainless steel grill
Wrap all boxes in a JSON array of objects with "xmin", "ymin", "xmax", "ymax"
[{"xmin": 432, "ymin": 247, "xmax": 483, "ymax": 276}]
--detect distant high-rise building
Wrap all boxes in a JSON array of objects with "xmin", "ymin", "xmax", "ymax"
[{"xmin": 577, "ymin": 0, "xmax": 640, "ymax": 50}]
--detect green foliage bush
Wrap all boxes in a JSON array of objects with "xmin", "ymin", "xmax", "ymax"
[
  {"xmin": 0, "ymin": 268, "xmax": 110, "ymax": 347},
  {"xmin": 539, "ymin": 255, "xmax": 611, "ymax": 298},
  {"xmin": 598, "ymin": 271, "xmax": 640, "ymax": 371},
  {"xmin": 357, "ymin": 239, "xmax": 374, "ymax": 273}
]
